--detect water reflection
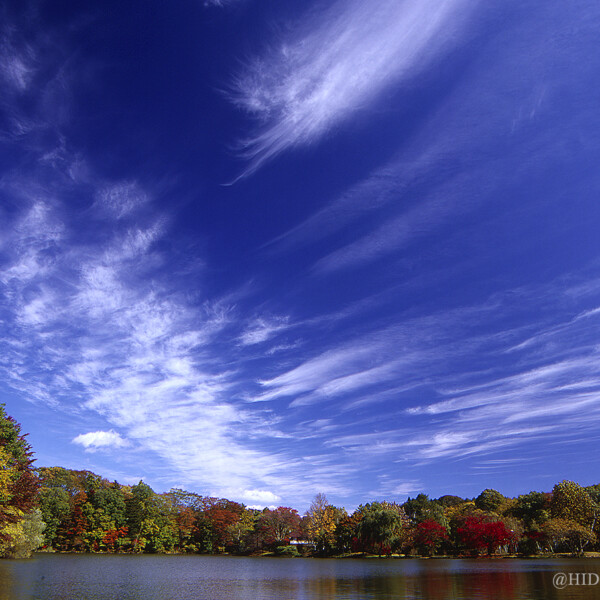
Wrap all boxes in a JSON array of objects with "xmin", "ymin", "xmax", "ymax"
[
  {"xmin": 0, "ymin": 563, "xmax": 16, "ymax": 600},
  {"xmin": 0, "ymin": 555, "xmax": 599, "ymax": 600}
]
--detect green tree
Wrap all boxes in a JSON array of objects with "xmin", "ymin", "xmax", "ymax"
[
  {"xmin": 334, "ymin": 511, "xmax": 363, "ymax": 553},
  {"xmin": 436, "ymin": 495, "xmax": 465, "ymax": 508},
  {"xmin": 404, "ymin": 494, "xmax": 448, "ymax": 528},
  {"xmin": 93, "ymin": 486, "xmax": 127, "ymax": 529},
  {"xmin": 474, "ymin": 489, "xmax": 506, "ymax": 513},
  {"xmin": 126, "ymin": 483, "xmax": 177, "ymax": 553},
  {"xmin": 38, "ymin": 486, "xmax": 70, "ymax": 548},
  {"xmin": 356, "ymin": 502, "xmax": 409, "ymax": 555},
  {"xmin": 126, "ymin": 481, "xmax": 154, "ymax": 546},
  {"xmin": 509, "ymin": 491, "xmax": 550, "ymax": 527}
]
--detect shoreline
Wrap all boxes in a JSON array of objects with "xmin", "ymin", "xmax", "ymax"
[{"xmin": 34, "ymin": 550, "xmax": 600, "ymax": 560}]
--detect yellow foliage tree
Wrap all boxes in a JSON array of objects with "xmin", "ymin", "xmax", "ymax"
[
  {"xmin": 0, "ymin": 447, "xmax": 16, "ymax": 504},
  {"xmin": 306, "ymin": 494, "xmax": 347, "ymax": 553}
]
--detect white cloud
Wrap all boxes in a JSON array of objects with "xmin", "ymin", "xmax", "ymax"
[
  {"xmin": 241, "ymin": 489, "xmax": 281, "ymax": 504},
  {"xmin": 0, "ymin": 201, "xmax": 64, "ymax": 286},
  {"xmin": 266, "ymin": 162, "xmax": 416, "ymax": 252},
  {"xmin": 72, "ymin": 430, "xmax": 130, "ymax": 451},
  {"xmin": 0, "ymin": 15, "xmax": 74, "ymax": 141},
  {"xmin": 231, "ymin": 0, "xmax": 474, "ymax": 175},
  {"xmin": 2, "ymin": 0, "xmax": 599, "ymax": 507}
]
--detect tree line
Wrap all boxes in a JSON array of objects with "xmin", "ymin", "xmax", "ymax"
[{"xmin": 1, "ymin": 404, "xmax": 599, "ymax": 558}]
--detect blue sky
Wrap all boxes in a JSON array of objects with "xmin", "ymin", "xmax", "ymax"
[{"xmin": 1, "ymin": 0, "xmax": 600, "ymax": 511}]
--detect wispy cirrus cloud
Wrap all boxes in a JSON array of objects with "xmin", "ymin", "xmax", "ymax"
[
  {"xmin": 265, "ymin": 0, "xmax": 597, "ymax": 281},
  {"xmin": 0, "ymin": 12, "xmax": 367, "ymax": 506},
  {"xmin": 1, "ymin": 52, "xmax": 33, "ymax": 93},
  {"xmin": 204, "ymin": 0, "xmax": 245, "ymax": 7},
  {"xmin": 230, "ymin": 0, "xmax": 474, "ymax": 176},
  {"xmin": 368, "ymin": 478, "xmax": 423, "ymax": 500},
  {"xmin": 0, "ymin": 163, "xmax": 363, "ymax": 504},
  {"xmin": 252, "ymin": 298, "xmax": 513, "ymax": 405},
  {"xmin": 0, "ymin": 184, "xmax": 258, "ymax": 490},
  {"xmin": 94, "ymin": 182, "xmax": 150, "ymax": 220},
  {"xmin": 259, "ymin": 273, "xmax": 600, "ymax": 470},
  {"xmin": 238, "ymin": 315, "xmax": 289, "ymax": 346},
  {"xmin": 0, "ymin": 16, "xmax": 36, "ymax": 96},
  {"xmin": 0, "ymin": 9, "xmax": 73, "ymax": 145},
  {"xmin": 3, "ymin": 0, "xmax": 599, "ymax": 508}
]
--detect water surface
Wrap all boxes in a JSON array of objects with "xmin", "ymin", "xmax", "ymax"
[{"xmin": 1, "ymin": 554, "xmax": 599, "ymax": 600}]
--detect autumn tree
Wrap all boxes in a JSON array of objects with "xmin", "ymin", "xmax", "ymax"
[
  {"xmin": 415, "ymin": 520, "xmax": 449, "ymax": 556},
  {"xmin": 58, "ymin": 491, "xmax": 88, "ymax": 551},
  {"xmin": 226, "ymin": 508, "xmax": 257, "ymax": 554},
  {"xmin": 203, "ymin": 499, "xmax": 245, "ymax": 551},
  {"xmin": 585, "ymin": 484, "xmax": 600, "ymax": 506},
  {"xmin": 306, "ymin": 494, "xmax": 347, "ymax": 554},
  {"xmin": 550, "ymin": 480, "xmax": 595, "ymax": 528},
  {"xmin": 455, "ymin": 515, "xmax": 512, "ymax": 556},
  {"xmin": 542, "ymin": 518, "xmax": 596, "ymax": 555},
  {"xmin": 173, "ymin": 506, "xmax": 198, "ymax": 551},
  {"xmin": 334, "ymin": 511, "xmax": 363, "ymax": 553},
  {"xmin": 0, "ymin": 404, "xmax": 42, "ymax": 558},
  {"xmin": 257, "ymin": 507, "xmax": 301, "ymax": 548}
]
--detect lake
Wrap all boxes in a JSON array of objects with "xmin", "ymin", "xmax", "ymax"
[{"xmin": 0, "ymin": 554, "xmax": 599, "ymax": 600}]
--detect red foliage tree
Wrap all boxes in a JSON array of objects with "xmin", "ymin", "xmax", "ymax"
[
  {"xmin": 204, "ymin": 500, "xmax": 245, "ymax": 548},
  {"xmin": 456, "ymin": 515, "xmax": 512, "ymax": 555},
  {"xmin": 102, "ymin": 526, "xmax": 128, "ymax": 551},
  {"xmin": 415, "ymin": 520, "xmax": 448, "ymax": 555},
  {"xmin": 175, "ymin": 506, "xmax": 198, "ymax": 549},
  {"xmin": 63, "ymin": 491, "xmax": 89, "ymax": 551}
]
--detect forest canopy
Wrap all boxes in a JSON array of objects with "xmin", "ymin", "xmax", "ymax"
[{"xmin": 1, "ymin": 405, "xmax": 599, "ymax": 558}]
